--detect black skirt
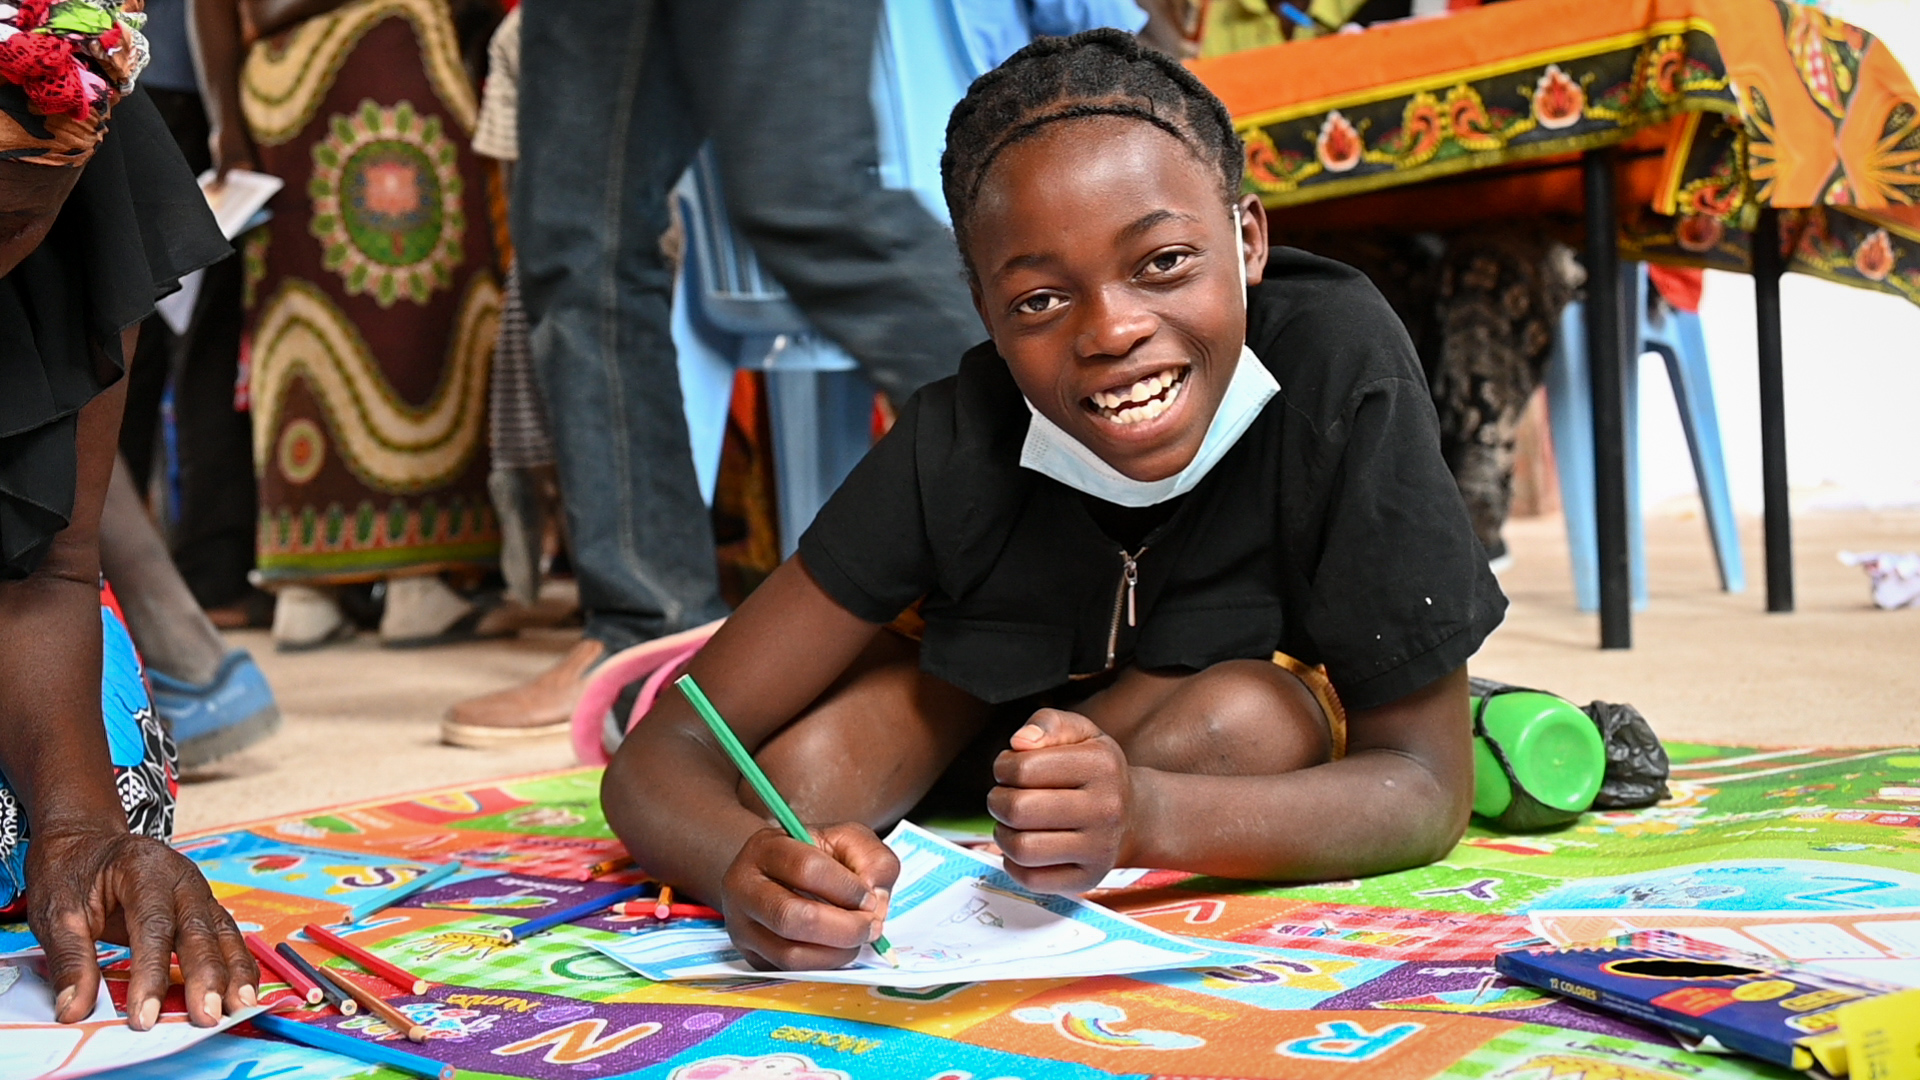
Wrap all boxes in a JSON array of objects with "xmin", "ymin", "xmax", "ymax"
[{"xmin": 0, "ymin": 89, "xmax": 230, "ymax": 579}]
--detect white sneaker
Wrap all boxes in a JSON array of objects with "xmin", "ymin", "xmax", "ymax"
[
  {"xmin": 379, "ymin": 575, "xmax": 478, "ymax": 646},
  {"xmin": 271, "ymin": 585, "xmax": 352, "ymax": 651}
]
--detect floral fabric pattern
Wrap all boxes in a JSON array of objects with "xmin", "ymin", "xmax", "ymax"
[{"xmin": 1193, "ymin": 0, "xmax": 1920, "ymax": 308}]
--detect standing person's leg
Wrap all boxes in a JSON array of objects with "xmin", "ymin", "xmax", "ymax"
[
  {"xmin": 117, "ymin": 323, "xmax": 173, "ymax": 496},
  {"xmin": 170, "ymin": 255, "xmax": 261, "ymax": 620},
  {"xmin": 675, "ymin": 0, "xmax": 981, "ymax": 401},
  {"xmin": 444, "ymin": 0, "xmax": 715, "ymax": 746},
  {"xmin": 100, "ymin": 454, "xmax": 281, "ymax": 769},
  {"xmin": 118, "ymin": 86, "xmax": 210, "ymax": 498}
]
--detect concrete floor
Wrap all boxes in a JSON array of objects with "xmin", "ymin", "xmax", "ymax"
[{"xmin": 173, "ymin": 508, "xmax": 1920, "ymax": 834}]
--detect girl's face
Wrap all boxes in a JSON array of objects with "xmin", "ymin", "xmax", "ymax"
[{"xmin": 964, "ymin": 115, "xmax": 1267, "ymax": 482}]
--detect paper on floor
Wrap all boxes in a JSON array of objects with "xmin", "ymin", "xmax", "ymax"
[
  {"xmin": 593, "ymin": 822, "xmax": 1253, "ymax": 988},
  {"xmin": 0, "ymin": 959, "xmax": 271, "ymax": 1080},
  {"xmin": 1840, "ymin": 550, "xmax": 1920, "ymax": 609},
  {"xmin": 1528, "ymin": 908, "xmax": 1920, "ymax": 988}
]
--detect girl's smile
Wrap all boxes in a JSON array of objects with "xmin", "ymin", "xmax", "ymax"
[
  {"xmin": 1085, "ymin": 364, "xmax": 1188, "ymax": 427},
  {"xmin": 962, "ymin": 115, "xmax": 1267, "ymax": 483}
]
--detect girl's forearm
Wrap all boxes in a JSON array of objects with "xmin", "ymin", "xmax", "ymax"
[
  {"xmin": 1122, "ymin": 747, "xmax": 1468, "ymax": 881},
  {"xmin": 599, "ymin": 557, "xmax": 886, "ymax": 903},
  {"xmin": 602, "ymin": 716, "xmax": 784, "ymax": 905},
  {"xmin": 1123, "ymin": 665, "xmax": 1475, "ymax": 881}
]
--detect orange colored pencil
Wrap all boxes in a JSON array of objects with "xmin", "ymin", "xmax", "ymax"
[
  {"xmin": 654, "ymin": 885, "xmax": 673, "ymax": 920},
  {"xmin": 587, "ymin": 855, "xmax": 633, "ymax": 877},
  {"xmin": 244, "ymin": 933, "xmax": 322, "ymax": 1004},
  {"xmin": 313, "ymin": 967, "xmax": 427, "ymax": 1043},
  {"xmin": 303, "ymin": 923, "xmax": 429, "ymax": 995}
]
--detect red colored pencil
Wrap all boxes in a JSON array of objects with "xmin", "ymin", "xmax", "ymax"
[
  {"xmin": 245, "ymin": 933, "xmax": 322, "ymax": 1004},
  {"xmin": 610, "ymin": 901, "xmax": 722, "ymax": 920},
  {"xmin": 303, "ymin": 923, "xmax": 429, "ymax": 995}
]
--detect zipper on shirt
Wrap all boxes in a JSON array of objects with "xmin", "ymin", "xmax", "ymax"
[{"xmin": 1102, "ymin": 545, "xmax": 1147, "ymax": 672}]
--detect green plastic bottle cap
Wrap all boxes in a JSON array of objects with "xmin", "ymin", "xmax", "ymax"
[{"xmin": 1478, "ymin": 691, "xmax": 1607, "ymax": 813}]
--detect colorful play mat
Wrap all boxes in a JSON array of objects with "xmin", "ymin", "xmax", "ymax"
[{"xmin": 69, "ymin": 742, "xmax": 1920, "ymax": 1080}]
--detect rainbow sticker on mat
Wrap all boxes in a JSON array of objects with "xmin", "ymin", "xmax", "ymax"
[{"xmin": 1011, "ymin": 1002, "xmax": 1205, "ymax": 1051}]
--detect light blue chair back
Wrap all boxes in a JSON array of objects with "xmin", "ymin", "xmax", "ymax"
[{"xmin": 1545, "ymin": 263, "xmax": 1745, "ymax": 612}]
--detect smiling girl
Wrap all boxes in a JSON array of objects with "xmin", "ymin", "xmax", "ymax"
[{"xmin": 603, "ymin": 29, "xmax": 1507, "ymax": 971}]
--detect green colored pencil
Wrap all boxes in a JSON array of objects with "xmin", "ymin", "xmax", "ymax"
[{"xmin": 675, "ymin": 674, "xmax": 898, "ymax": 966}]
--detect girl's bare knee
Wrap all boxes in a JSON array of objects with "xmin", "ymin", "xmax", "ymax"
[{"xmin": 1124, "ymin": 661, "xmax": 1330, "ymax": 776}]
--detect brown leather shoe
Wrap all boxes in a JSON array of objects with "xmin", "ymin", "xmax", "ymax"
[{"xmin": 440, "ymin": 638, "xmax": 606, "ymax": 748}]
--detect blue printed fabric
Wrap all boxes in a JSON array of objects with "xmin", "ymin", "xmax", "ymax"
[{"xmin": 0, "ymin": 604, "xmax": 178, "ymax": 913}]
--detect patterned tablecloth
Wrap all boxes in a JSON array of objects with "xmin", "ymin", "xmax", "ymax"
[
  {"xmin": 1190, "ymin": 0, "xmax": 1920, "ymax": 306},
  {"xmin": 55, "ymin": 741, "xmax": 1920, "ymax": 1080}
]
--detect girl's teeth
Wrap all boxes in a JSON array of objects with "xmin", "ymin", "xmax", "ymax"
[
  {"xmin": 1099, "ymin": 374, "xmax": 1184, "ymax": 425},
  {"xmin": 1087, "ymin": 368, "xmax": 1186, "ymax": 423}
]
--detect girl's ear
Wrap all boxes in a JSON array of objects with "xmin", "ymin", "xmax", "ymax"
[{"xmin": 1236, "ymin": 193, "xmax": 1270, "ymax": 288}]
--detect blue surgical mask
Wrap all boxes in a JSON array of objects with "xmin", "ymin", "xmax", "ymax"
[
  {"xmin": 1019, "ymin": 343, "xmax": 1277, "ymax": 507},
  {"xmin": 1017, "ymin": 206, "xmax": 1271, "ymax": 507}
]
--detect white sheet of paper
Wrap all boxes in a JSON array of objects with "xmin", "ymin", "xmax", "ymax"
[
  {"xmin": 1856, "ymin": 919, "xmax": 1920, "ymax": 957},
  {"xmin": 0, "ymin": 960, "xmax": 271, "ymax": 1080},
  {"xmin": 1532, "ymin": 910, "xmax": 1920, "ymax": 989},
  {"xmin": 593, "ymin": 823, "xmax": 1249, "ymax": 988},
  {"xmin": 152, "ymin": 269, "xmax": 203, "ymax": 336},
  {"xmin": 1744, "ymin": 921, "xmax": 1889, "ymax": 960},
  {"xmin": 196, "ymin": 169, "xmax": 284, "ymax": 240}
]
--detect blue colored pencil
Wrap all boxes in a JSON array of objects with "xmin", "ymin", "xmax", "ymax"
[
  {"xmin": 253, "ymin": 1011, "xmax": 453, "ymax": 1080},
  {"xmin": 274, "ymin": 942, "xmax": 356, "ymax": 1016},
  {"xmin": 345, "ymin": 861, "xmax": 462, "ymax": 924},
  {"xmin": 503, "ymin": 883, "xmax": 650, "ymax": 943}
]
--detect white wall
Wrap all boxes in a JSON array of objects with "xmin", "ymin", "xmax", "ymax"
[{"xmin": 1637, "ymin": 0, "xmax": 1920, "ymax": 516}]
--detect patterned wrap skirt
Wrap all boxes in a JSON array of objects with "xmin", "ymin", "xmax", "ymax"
[{"xmin": 241, "ymin": 0, "xmax": 500, "ymax": 584}]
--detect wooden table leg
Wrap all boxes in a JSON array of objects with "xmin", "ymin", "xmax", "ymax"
[
  {"xmin": 1583, "ymin": 148, "xmax": 1632, "ymax": 648},
  {"xmin": 1751, "ymin": 207, "xmax": 1794, "ymax": 612}
]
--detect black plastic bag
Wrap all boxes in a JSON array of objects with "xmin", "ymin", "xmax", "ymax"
[{"xmin": 1583, "ymin": 699, "xmax": 1670, "ymax": 809}]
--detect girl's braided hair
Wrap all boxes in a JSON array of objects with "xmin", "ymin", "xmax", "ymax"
[{"xmin": 940, "ymin": 28, "xmax": 1244, "ymax": 262}]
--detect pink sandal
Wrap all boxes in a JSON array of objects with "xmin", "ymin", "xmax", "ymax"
[{"xmin": 570, "ymin": 618, "xmax": 725, "ymax": 765}]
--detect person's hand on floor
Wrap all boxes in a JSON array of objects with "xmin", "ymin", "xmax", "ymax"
[
  {"xmin": 26, "ymin": 824, "xmax": 258, "ymax": 1029},
  {"xmin": 720, "ymin": 822, "xmax": 898, "ymax": 970},
  {"xmin": 990, "ymin": 709, "xmax": 1134, "ymax": 895}
]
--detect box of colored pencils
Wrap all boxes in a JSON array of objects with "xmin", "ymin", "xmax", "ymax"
[{"xmin": 1496, "ymin": 930, "xmax": 1920, "ymax": 1075}]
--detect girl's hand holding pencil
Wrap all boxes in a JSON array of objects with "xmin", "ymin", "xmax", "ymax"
[
  {"xmin": 720, "ymin": 822, "xmax": 898, "ymax": 971},
  {"xmin": 673, "ymin": 675, "xmax": 901, "ymax": 972}
]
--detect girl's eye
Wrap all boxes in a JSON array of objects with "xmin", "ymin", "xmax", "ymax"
[
  {"xmin": 1015, "ymin": 292, "xmax": 1064, "ymax": 315},
  {"xmin": 1145, "ymin": 251, "xmax": 1190, "ymax": 275}
]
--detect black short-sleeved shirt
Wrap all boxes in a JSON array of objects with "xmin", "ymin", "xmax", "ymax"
[{"xmin": 798, "ymin": 248, "xmax": 1507, "ymax": 713}]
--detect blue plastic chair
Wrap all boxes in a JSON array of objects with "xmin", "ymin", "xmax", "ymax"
[
  {"xmin": 671, "ymin": 0, "xmax": 980, "ymax": 556},
  {"xmin": 671, "ymin": 153, "xmax": 875, "ymax": 559},
  {"xmin": 1544, "ymin": 264, "xmax": 1745, "ymax": 612}
]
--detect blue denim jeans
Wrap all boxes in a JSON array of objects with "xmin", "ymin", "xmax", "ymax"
[{"xmin": 515, "ymin": 0, "xmax": 980, "ymax": 651}]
